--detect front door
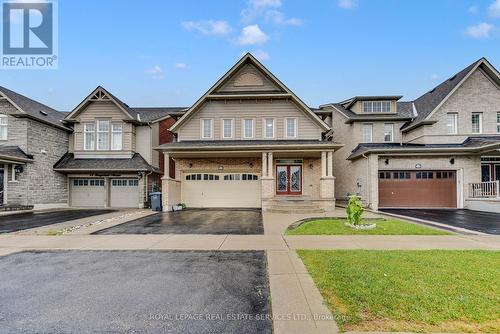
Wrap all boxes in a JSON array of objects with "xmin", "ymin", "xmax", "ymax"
[
  {"xmin": 276, "ymin": 165, "xmax": 302, "ymax": 195},
  {"xmin": 0, "ymin": 168, "xmax": 4, "ymax": 205}
]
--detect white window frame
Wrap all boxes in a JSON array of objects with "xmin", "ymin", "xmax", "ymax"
[
  {"xmin": 446, "ymin": 113, "xmax": 458, "ymax": 135},
  {"xmin": 384, "ymin": 123, "xmax": 394, "ymax": 142},
  {"xmin": 111, "ymin": 123, "xmax": 123, "ymax": 151},
  {"xmin": 96, "ymin": 120, "xmax": 110, "ymax": 150},
  {"xmin": 284, "ymin": 117, "xmax": 298, "ymax": 139},
  {"xmin": 363, "ymin": 101, "xmax": 391, "ymax": 113},
  {"xmin": 362, "ymin": 123, "xmax": 373, "ymax": 143},
  {"xmin": 83, "ymin": 123, "xmax": 95, "ymax": 150},
  {"xmin": 0, "ymin": 115, "xmax": 7, "ymax": 141},
  {"xmin": 221, "ymin": 118, "xmax": 234, "ymax": 139},
  {"xmin": 496, "ymin": 112, "xmax": 500, "ymax": 133},
  {"xmin": 10, "ymin": 165, "xmax": 18, "ymax": 182},
  {"xmin": 263, "ymin": 118, "xmax": 275, "ymax": 139},
  {"xmin": 201, "ymin": 118, "xmax": 213, "ymax": 139},
  {"xmin": 472, "ymin": 112, "xmax": 482, "ymax": 134},
  {"xmin": 242, "ymin": 118, "xmax": 255, "ymax": 139}
]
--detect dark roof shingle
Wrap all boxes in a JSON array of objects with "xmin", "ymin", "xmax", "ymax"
[
  {"xmin": 54, "ymin": 153, "xmax": 159, "ymax": 172},
  {"xmin": 0, "ymin": 145, "xmax": 33, "ymax": 162}
]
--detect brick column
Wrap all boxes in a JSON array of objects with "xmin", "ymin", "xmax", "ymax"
[
  {"xmin": 321, "ymin": 151, "xmax": 327, "ymax": 178},
  {"xmin": 327, "ymin": 151, "xmax": 333, "ymax": 177},
  {"xmin": 163, "ymin": 153, "xmax": 170, "ymax": 180},
  {"xmin": 267, "ymin": 152, "xmax": 273, "ymax": 178},
  {"xmin": 262, "ymin": 152, "xmax": 268, "ymax": 178}
]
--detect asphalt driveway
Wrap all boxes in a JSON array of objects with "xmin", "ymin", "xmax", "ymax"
[
  {"xmin": 382, "ymin": 209, "xmax": 500, "ymax": 234},
  {"xmin": 0, "ymin": 250, "xmax": 271, "ymax": 334},
  {"xmin": 0, "ymin": 209, "xmax": 115, "ymax": 233},
  {"xmin": 94, "ymin": 209, "xmax": 264, "ymax": 235}
]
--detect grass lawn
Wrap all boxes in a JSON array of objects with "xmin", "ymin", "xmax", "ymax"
[
  {"xmin": 297, "ymin": 250, "xmax": 500, "ymax": 333},
  {"xmin": 286, "ymin": 218, "xmax": 450, "ymax": 235}
]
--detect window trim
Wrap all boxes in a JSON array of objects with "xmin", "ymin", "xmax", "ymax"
[
  {"xmin": 242, "ymin": 118, "xmax": 255, "ymax": 139},
  {"xmin": 96, "ymin": 119, "xmax": 110, "ymax": 151},
  {"xmin": 83, "ymin": 123, "xmax": 96, "ymax": 151},
  {"xmin": 200, "ymin": 118, "xmax": 214, "ymax": 139},
  {"xmin": 263, "ymin": 117, "xmax": 276, "ymax": 139},
  {"xmin": 284, "ymin": 117, "xmax": 298, "ymax": 139},
  {"xmin": 111, "ymin": 123, "xmax": 123, "ymax": 151},
  {"xmin": 383, "ymin": 123, "xmax": 394, "ymax": 143},
  {"xmin": 472, "ymin": 112, "xmax": 483, "ymax": 134},
  {"xmin": 446, "ymin": 113, "xmax": 458, "ymax": 135},
  {"xmin": 362, "ymin": 123, "xmax": 373, "ymax": 143},
  {"xmin": 221, "ymin": 118, "xmax": 234, "ymax": 139},
  {"xmin": 0, "ymin": 114, "xmax": 7, "ymax": 141}
]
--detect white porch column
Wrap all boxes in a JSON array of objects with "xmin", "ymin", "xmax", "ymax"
[
  {"xmin": 321, "ymin": 151, "xmax": 327, "ymax": 178},
  {"xmin": 163, "ymin": 153, "xmax": 170, "ymax": 179},
  {"xmin": 267, "ymin": 152, "xmax": 274, "ymax": 178},
  {"xmin": 262, "ymin": 152, "xmax": 268, "ymax": 178},
  {"xmin": 327, "ymin": 151, "xmax": 333, "ymax": 177}
]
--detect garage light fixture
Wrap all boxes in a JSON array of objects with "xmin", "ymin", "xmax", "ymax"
[
  {"xmin": 384, "ymin": 159, "xmax": 389, "ymax": 165},
  {"xmin": 218, "ymin": 165, "xmax": 224, "ymax": 171},
  {"xmin": 449, "ymin": 158, "xmax": 455, "ymax": 165}
]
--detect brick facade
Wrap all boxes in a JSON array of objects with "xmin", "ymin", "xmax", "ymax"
[{"xmin": 159, "ymin": 117, "xmax": 177, "ymax": 179}]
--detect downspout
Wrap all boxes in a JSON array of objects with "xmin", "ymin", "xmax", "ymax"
[{"xmin": 361, "ymin": 153, "xmax": 370, "ymax": 208}]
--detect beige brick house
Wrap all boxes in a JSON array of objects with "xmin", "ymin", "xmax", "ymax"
[
  {"xmin": 157, "ymin": 53, "xmax": 342, "ymax": 212},
  {"xmin": 320, "ymin": 58, "xmax": 500, "ymax": 212}
]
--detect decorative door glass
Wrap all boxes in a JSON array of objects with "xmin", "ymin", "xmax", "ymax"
[
  {"xmin": 277, "ymin": 166, "xmax": 288, "ymax": 193},
  {"xmin": 290, "ymin": 166, "xmax": 301, "ymax": 192}
]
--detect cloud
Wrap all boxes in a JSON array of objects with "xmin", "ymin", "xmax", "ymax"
[
  {"xmin": 338, "ymin": 0, "xmax": 358, "ymax": 9},
  {"xmin": 145, "ymin": 65, "xmax": 165, "ymax": 80},
  {"xmin": 174, "ymin": 63, "xmax": 188, "ymax": 69},
  {"xmin": 465, "ymin": 22, "xmax": 494, "ymax": 38},
  {"xmin": 252, "ymin": 49, "xmax": 270, "ymax": 61},
  {"xmin": 468, "ymin": 6, "xmax": 478, "ymax": 14},
  {"xmin": 182, "ymin": 20, "xmax": 232, "ymax": 36},
  {"xmin": 265, "ymin": 10, "xmax": 302, "ymax": 26},
  {"xmin": 430, "ymin": 74, "xmax": 439, "ymax": 81},
  {"xmin": 237, "ymin": 24, "xmax": 269, "ymax": 45},
  {"xmin": 241, "ymin": 0, "xmax": 282, "ymax": 22},
  {"xmin": 489, "ymin": 0, "xmax": 500, "ymax": 17}
]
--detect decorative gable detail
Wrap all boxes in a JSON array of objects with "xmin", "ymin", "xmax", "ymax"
[
  {"xmin": 90, "ymin": 90, "xmax": 111, "ymax": 101},
  {"xmin": 234, "ymin": 72, "xmax": 264, "ymax": 87}
]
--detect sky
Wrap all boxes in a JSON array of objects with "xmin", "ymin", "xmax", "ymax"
[{"xmin": 1, "ymin": 0, "xmax": 500, "ymax": 111}]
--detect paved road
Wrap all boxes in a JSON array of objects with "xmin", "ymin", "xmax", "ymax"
[
  {"xmin": 382, "ymin": 209, "xmax": 500, "ymax": 234},
  {"xmin": 0, "ymin": 209, "xmax": 115, "ymax": 233},
  {"xmin": 94, "ymin": 209, "xmax": 264, "ymax": 235},
  {"xmin": 0, "ymin": 250, "xmax": 271, "ymax": 334}
]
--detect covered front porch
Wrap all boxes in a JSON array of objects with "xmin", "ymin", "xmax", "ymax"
[
  {"xmin": 0, "ymin": 146, "xmax": 33, "ymax": 209},
  {"xmin": 157, "ymin": 140, "xmax": 341, "ymax": 212}
]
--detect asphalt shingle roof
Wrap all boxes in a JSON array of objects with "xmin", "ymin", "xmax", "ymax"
[
  {"xmin": 331, "ymin": 101, "xmax": 414, "ymax": 122},
  {"xmin": 54, "ymin": 153, "xmax": 159, "ymax": 172},
  {"xmin": 131, "ymin": 107, "xmax": 187, "ymax": 122},
  {"xmin": 0, "ymin": 145, "xmax": 33, "ymax": 161},
  {"xmin": 0, "ymin": 86, "xmax": 71, "ymax": 131}
]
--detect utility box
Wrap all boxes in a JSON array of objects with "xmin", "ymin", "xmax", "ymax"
[{"xmin": 149, "ymin": 192, "xmax": 162, "ymax": 211}]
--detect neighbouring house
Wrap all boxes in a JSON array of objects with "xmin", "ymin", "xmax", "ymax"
[
  {"xmin": 320, "ymin": 57, "xmax": 500, "ymax": 212},
  {"xmin": 156, "ymin": 53, "xmax": 342, "ymax": 212},
  {"xmin": 0, "ymin": 86, "xmax": 71, "ymax": 210},
  {"xmin": 54, "ymin": 86, "xmax": 185, "ymax": 208}
]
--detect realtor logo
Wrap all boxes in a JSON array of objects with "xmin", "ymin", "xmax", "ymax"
[{"xmin": 1, "ymin": 0, "xmax": 58, "ymax": 69}]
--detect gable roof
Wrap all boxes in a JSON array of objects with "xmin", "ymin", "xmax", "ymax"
[
  {"xmin": 65, "ymin": 86, "xmax": 139, "ymax": 122},
  {"xmin": 170, "ymin": 53, "xmax": 330, "ymax": 132},
  {"xmin": 402, "ymin": 58, "xmax": 500, "ymax": 131},
  {"xmin": 0, "ymin": 86, "xmax": 71, "ymax": 131}
]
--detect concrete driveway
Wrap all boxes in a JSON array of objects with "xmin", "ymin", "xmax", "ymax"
[
  {"xmin": 0, "ymin": 250, "xmax": 271, "ymax": 334},
  {"xmin": 0, "ymin": 209, "xmax": 116, "ymax": 233},
  {"xmin": 94, "ymin": 209, "xmax": 264, "ymax": 235},
  {"xmin": 382, "ymin": 209, "xmax": 500, "ymax": 234}
]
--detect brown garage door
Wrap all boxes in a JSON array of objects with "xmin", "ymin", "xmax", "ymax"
[{"xmin": 379, "ymin": 170, "xmax": 457, "ymax": 208}]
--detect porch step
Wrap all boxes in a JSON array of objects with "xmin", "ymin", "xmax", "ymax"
[
  {"xmin": 266, "ymin": 200, "xmax": 325, "ymax": 214},
  {"xmin": 267, "ymin": 207, "xmax": 325, "ymax": 214}
]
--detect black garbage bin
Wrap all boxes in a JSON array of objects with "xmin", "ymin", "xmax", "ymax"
[{"xmin": 149, "ymin": 192, "xmax": 162, "ymax": 211}]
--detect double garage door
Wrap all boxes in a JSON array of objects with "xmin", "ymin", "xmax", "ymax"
[
  {"xmin": 70, "ymin": 178, "xmax": 139, "ymax": 208},
  {"xmin": 379, "ymin": 170, "xmax": 457, "ymax": 208},
  {"xmin": 182, "ymin": 172, "xmax": 261, "ymax": 208}
]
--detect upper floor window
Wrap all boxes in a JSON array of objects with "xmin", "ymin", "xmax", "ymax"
[
  {"xmin": 363, "ymin": 101, "xmax": 391, "ymax": 113},
  {"xmin": 201, "ymin": 119, "xmax": 213, "ymax": 139},
  {"xmin": 285, "ymin": 118, "xmax": 297, "ymax": 138},
  {"xmin": 221, "ymin": 119, "xmax": 233, "ymax": 139},
  {"xmin": 111, "ymin": 124, "xmax": 123, "ymax": 150},
  {"xmin": 243, "ymin": 119, "xmax": 254, "ymax": 139},
  {"xmin": 362, "ymin": 123, "xmax": 373, "ymax": 143},
  {"xmin": 0, "ymin": 115, "xmax": 7, "ymax": 140},
  {"xmin": 264, "ymin": 118, "xmax": 275, "ymax": 138},
  {"xmin": 384, "ymin": 123, "xmax": 394, "ymax": 142},
  {"xmin": 446, "ymin": 113, "xmax": 458, "ymax": 134},
  {"xmin": 472, "ymin": 113, "xmax": 482, "ymax": 134},
  {"xmin": 497, "ymin": 112, "xmax": 500, "ymax": 133},
  {"xmin": 83, "ymin": 123, "xmax": 95, "ymax": 150},
  {"xmin": 97, "ymin": 120, "xmax": 110, "ymax": 150}
]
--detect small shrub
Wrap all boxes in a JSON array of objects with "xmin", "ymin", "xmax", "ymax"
[
  {"xmin": 346, "ymin": 195, "xmax": 364, "ymax": 226},
  {"xmin": 47, "ymin": 230, "xmax": 62, "ymax": 236}
]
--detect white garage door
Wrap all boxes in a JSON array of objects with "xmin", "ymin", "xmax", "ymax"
[
  {"xmin": 110, "ymin": 179, "xmax": 139, "ymax": 208},
  {"xmin": 182, "ymin": 173, "xmax": 261, "ymax": 208},
  {"xmin": 70, "ymin": 179, "xmax": 106, "ymax": 207}
]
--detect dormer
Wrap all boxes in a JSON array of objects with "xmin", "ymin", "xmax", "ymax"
[{"xmin": 339, "ymin": 96, "xmax": 403, "ymax": 115}]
